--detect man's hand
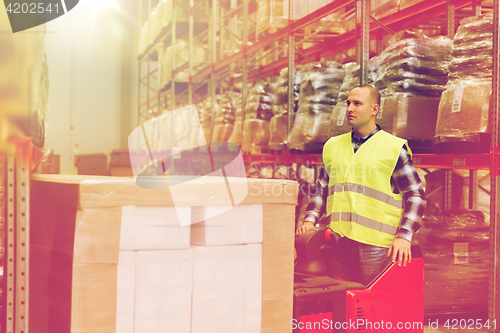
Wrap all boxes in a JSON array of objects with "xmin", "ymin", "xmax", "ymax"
[
  {"xmin": 387, "ymin": 238, "xmax": 412, "ymax": 267},
  {"xmin": 296, "ymin": 221, "xmax": 315, "ymax": 234}
]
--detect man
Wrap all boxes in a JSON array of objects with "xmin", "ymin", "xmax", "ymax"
[{"xmin": 296, "ymin": 85, "xmax": 426, "ymax": 284}]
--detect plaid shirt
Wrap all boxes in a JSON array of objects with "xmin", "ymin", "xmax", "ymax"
[{"xmin": 304, "ymin": 124, "xmax": 427, "ymax": 242}]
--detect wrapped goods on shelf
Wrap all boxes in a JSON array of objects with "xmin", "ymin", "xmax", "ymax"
[
  {"xmin": 228, "ymin": 93, "xmax": 244, "ymax": 146},
  {"xmin": 138, "ymin": 22, "xmax": 149, "ymax": 55},
  {"xmin": 287, "ymin": 61, "xmax": 345, "ymax": 150},
  {"xmin": 413, "ymin": 210, "xmax": 489, "ymax": 314},
  {"xmin": 435, "ymin": 14, "xmax": 493, "ymax": 139},
  {"xmin": 245, "ymin": 81, "xmax": 276, "ymax": 122},
  {"xmin": 399, "ymin": 0, "xmax": 424, "ymax": 10},
  {"xmin": 269, "ymin": 114, "xmax": 288, "ymax": 146},
  {"xmin": 372, "ymin": 0, "xmax": 400, "ymax": 19},
  {"xmin": 0, "ymin": 20, "xmax": 48, "ymax": 151},
  {"xmin": 162, "ymin": 39, "xmax": 207, "ymax": 85},
  {"xmin": 377, "ymin": 31, "xmax": 452, "ymax": 98},
  {"xmin": 198, "ymin": 97, "xmax": 220, "ymax": 144},
  {"xmin": 435, "ymin": 80, "xmax": 491, "ymax": 137},
  {"xmin": 448, "ymin": 14, "xmax": 493, "ymax": 81},
  {"xmin": 242, "ymin": 119, "xmax": 271, "ymax": 153},
  {"xmin": 256, "ymin": 0, "xmax": 345, "ymax": 36},
  {"xmin": 212, "ymin": 92, "xmax": 240, "ymax": 142},
  {"xmin": 274, "ymin": 66, "xmax": 301, "ymax": 115}
]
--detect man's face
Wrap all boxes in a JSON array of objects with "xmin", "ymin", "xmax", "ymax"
[{"xmin": 346, "ymin": 87, "xmax": 378, "ymax": 129}]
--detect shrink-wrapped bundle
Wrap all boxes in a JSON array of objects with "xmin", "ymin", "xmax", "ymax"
[
  {"xmin": 198, "ymin": 96, "xmax": 221, "ymax": 144},
  {"xmin": 212, "ymin": 92, "xmax": 239, "ymax": 142},
  {"xmin": 269, "ymin": 114, "xmax": 288, "ymax": 147},
  {"xmin": 242, "ymin": 81, "xmax": 276, "ymax": 152},
  {"xmin": 138, "ymin": 22, "xmax": 149, "ymax": 56},
  {"xmin": 273, "ymin": 66, "xmax": 301, "ymax": 115},
  {"xmin": 287, "ymin": 62, "xmax": 345, "ymax": 150},
  {"xmin": 413, "ymin": 211, "xmax": 489, "ymax": 314},
  {"xmin": 256, "ymin": 0, "xmax": 345, "ymax": 36},
  {"xmin": 228, "ymin": 94, "xmax": 244, "ymax": 146},
  {"xmin": 245, "ymin": 81, "xmax": 276, "ymax": 121},
  {"xmin": 270, "ymin": 67, "xmax": 300, "ymax": 147},
  {"xmin": 374, "ymin": 31, "xmax": 452, "ymax": 140},
  {"xmin": 376, "ymin": 31, "xmax": 453, "ymax": 98},
  {"xmin": 435, "ymin": 14, "xmax": 493, "ymax": 140},
  {"xmin": 162, "ymin": 39, "xmax": 207, "ymax": 84},
  {"xmin": 448, "ymin": 14, "xmax": 493, "ymax": 81}
]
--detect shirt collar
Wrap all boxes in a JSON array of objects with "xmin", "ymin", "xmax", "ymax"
[{"xmin": 351, "ymin": 124, "xmax": 381, "ymax": 144}]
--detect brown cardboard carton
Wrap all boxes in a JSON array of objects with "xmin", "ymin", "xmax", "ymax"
[
  {"xmin": 76, "ymin": 154, "xmax": 108, "ymax": 176},
  {"xmin": 394, "ymin": 96, "xmax": 441, "ymax": 140},
  {"xmin": 435, "ymin": 81, "xmax": 491, "ymax": 137}
]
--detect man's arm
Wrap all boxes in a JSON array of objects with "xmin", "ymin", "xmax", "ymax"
[
  {"xmin": 296, "ymin": 165, "xmax": 329, "ymax": 234},
  {"xmin": 387, "ymin": 147, "xmax": 427, "ymax": 266}
]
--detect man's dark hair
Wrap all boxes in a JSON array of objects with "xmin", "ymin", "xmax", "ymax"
[{"xmin": 356, "ymin": 85, "xmax": 381, "ymax": 107}]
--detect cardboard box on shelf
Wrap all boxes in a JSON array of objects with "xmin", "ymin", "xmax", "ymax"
[
  {"xmin": 76, "ymin": 153, "xmax": 108, "ymax": 176},
  {"xmin": 435, "ymin": 81, "xmax": 491, "ymax": 137},
  {"xmin": 394, "ymin": 96, "xmax": 441, "ymax": 140},
  {"xmin": 109, "ymin": 167, "xmax": 134, "ymax": 177}
]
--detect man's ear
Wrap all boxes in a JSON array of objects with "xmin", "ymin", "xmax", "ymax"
[{"xmin": 372, "ymin": 104, "xmax": 380, "ymax": 117}]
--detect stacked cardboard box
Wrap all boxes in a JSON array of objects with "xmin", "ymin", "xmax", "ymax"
[
  {"xmin": 109, "ymin": 150, "xmax": 133, "ymax": 177},
  {"xmin": 30, "ymin": 175, "xmax": 298, "ymax": 333}
]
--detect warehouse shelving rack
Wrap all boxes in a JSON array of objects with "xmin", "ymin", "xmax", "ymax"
[{"xmin": 138, "ymin": 0, "xmax": 499, "ymax": 326}]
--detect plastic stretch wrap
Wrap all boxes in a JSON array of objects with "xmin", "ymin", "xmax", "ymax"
[
  {"xmin": 447, "ymin": 14, "xmax": 493, "ymax": 82},
  {"xmin": 138, "ymin": 22, "xmax": 149, "ymax": 55},
  {"xmin": 256, "ymin": 0, "xmax": 345, "ymax": 36},
  {"xmin": 163, "ymin": 39, "xmax": 207, "ymax": 84},
  {"xmin": 413, "ymin": 211, "xmax": 489, "ymax": 314},
  {"xmin": 245, "ymin": 81, "xmax": 276, "ymax": 122},
  {"xmin": 372, "ymin": 0, "xmax": 400, "ymax": 19},
  {"xmin": 336, "ymin": 62, "xmax": 361, "ymax": 102},
  {"xmin": 274, "ymin": 66, "xmax": 301, "ymax": 115},
  {"xmin": 242, "ymin": 119, "xmax": 271, "ymax": 152},
  {"xmin": 435, "ymin": 14, "xmax": 493, "ymax": 138},
  {"xmin": 269, "ymin": 114, "xmax": 288, "ymax": 146},
  {"xmin": 435, "ymin": 80, "xmax": 491, "ymax": 137},
  {"xmin": 287, "ymin": 62, "xmax": 345, "ymax": 150},
  {"xmin": 228, "ymin": 94, "xmax": 243, "ymax": 146},
  {"xmin": 377, "ymin": 31, "xmax": 452, "ymax": 98},
  {"xmin": 197, "ymin": 96, "xmax": 221, "ymax": 144},
  {"xmin": 212, "ymin": 92, "xmax": 239, "ymax": 142}
]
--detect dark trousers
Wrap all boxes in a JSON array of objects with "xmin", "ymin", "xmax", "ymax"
[{"xmin": 323, "ymin": 237, "xmax": 389, "ymax": 285}]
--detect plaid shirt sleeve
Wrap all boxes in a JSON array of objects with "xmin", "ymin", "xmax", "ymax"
[
  {"xmin": 392, "ymin": 147, "xmax": 427, "ymax": 242},
  {"xmin": 303, "ymin": 147, "xmax": 426, "ymax": 242},
  {"xmin": 303, "ymin": 165, "xmax": 329, "ymax": 225}
]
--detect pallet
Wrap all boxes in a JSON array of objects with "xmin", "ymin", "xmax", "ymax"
[
  {"xmin": 433, "ymin": 133, "xmax": 491, "ymax": 154},
  {"xmin": 242, "ymin": 145, "xmax": 269, "ymax": 155},
  {"xmin": 269, "ymin": 143, "xmax": 287, "ymax": 155},
  {"xmin": 289, "ymin": 143, "xmax": 324, "ymax": 155},
  {"xmin": 407, "ymin": 139, "xmax": 434, "ymax": 154}
]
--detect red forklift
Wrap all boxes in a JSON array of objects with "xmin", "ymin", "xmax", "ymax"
[{"xmin": 294, "ymin": 227, "xmax": 425, "ymax": 332}]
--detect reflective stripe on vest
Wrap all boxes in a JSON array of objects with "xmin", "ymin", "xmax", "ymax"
[
  {"xmin": 330, "ymin": 212, "xmax": 398, "ymax": 235},
  {"xmin": 328, "ymin": 182, "xmax": 403, "ymax": 209}
]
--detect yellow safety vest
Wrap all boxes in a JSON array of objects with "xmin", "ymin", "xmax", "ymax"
[{"xmin": 323, "ymin": 130, "xmax": 411, "ymax": 248}]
